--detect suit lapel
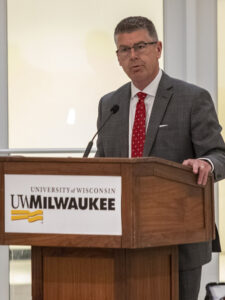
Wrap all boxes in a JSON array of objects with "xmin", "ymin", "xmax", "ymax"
[
  {"xmin": 143, "ymin": 73, "xmax": 173, "ymax": 156},
  {"xmin": 113, "ymin": 83, "xmax": 131, "ymax": 157}
]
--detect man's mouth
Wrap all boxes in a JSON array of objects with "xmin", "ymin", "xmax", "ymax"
[{"xmin": 130, "ymin": 65, "xmax": 143, "ymax": 72}]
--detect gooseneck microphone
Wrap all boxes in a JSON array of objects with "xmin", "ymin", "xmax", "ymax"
[{"xmin": 83, "ymin": 104, "xmax": 119, "ymax": 158}]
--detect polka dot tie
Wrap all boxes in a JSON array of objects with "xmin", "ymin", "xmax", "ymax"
[{"xmin": 131, "ymin": 92, "xmax": 147, "ymax": 157}]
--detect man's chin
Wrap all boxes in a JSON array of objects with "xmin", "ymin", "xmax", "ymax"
[
  {"xmin": 130, "ymin": 73, "xmax": 145, "ymax": 83},
  {"xmin": 131, "ymin": 74, "xmax": 152, "ymax": 90}
]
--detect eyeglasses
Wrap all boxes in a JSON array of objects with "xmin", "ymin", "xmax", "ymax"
[{"xmin": 116, "ymin": 41, "xmax": 158, "ymax": 58}]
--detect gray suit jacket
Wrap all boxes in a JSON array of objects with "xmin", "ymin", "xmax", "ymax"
[{"xmin": 96, "ymin": 72, "xmax": 225, "ymax": 270}]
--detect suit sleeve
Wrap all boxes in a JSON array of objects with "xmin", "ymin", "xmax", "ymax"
[{"xmin": 191, "ymin": 89, "xmax": 225, "ymax": 181}]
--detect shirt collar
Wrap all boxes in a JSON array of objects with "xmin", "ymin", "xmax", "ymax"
[{"xmin": 131, "ymin": 69, "xmax": 162, "ymax": 98}]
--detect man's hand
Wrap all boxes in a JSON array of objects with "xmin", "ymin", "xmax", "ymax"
[{"xmin": 182, "ymin": 159, "xmax": 212, "ymax": 185}]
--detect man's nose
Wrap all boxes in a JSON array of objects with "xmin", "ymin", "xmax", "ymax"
[{"xmin": 130, "ymin": 48, "xmax": 138, "ymax": 59}]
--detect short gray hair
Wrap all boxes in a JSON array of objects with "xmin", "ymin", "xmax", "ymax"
[{"xmin": 114, "ymin": 16, "xmax": 158, "ymax": 41}]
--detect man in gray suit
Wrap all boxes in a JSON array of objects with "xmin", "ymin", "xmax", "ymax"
[{"xmin": 95, "ymin": 16, "xmax": 225, "ymax": 300}]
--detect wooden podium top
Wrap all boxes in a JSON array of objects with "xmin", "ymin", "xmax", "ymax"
[{"xmin": 0, "ymin": 156, "xmax": 214, "ymax": 248}]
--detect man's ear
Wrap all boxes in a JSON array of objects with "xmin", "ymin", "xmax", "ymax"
[
  {"xmin": 115, "ymin": 36, "xmax": 122, "ymax": 66},
  {"xmin": 117, "ymin": 54, "xmax": 122, "ymax": 66},
  {"xmin": 155, "ymin": 41, "xmax": 162, "ymax": 59}
]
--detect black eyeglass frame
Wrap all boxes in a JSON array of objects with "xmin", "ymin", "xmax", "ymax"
[{"xmin": 116, "ymin": 41, "xmax": 158, "ymax": 55}]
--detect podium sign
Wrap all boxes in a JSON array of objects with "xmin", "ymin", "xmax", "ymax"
[{"xmin": 5, "ymin": 174, "xmax": 122, "ymax": 235}]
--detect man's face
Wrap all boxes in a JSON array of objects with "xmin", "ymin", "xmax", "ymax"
[{"xmin": 115, "ymin": 29, "xmax": 162, "ymax": 90}]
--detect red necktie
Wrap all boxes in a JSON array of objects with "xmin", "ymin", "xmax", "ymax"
[{"xmin": 131, "ymin": 92, "xmax": 147, "ymax": 157}]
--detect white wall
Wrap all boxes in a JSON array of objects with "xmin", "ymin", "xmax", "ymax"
[
  {"xmin": 0, "ymin": 0, "xmax": 9, "ymax": 299},
  {"xmin": 7, "ymin": 0, "xmax": 163, "ymax": 150},
  {"xmin": 0, "ymin": 0, "xmax": 8, "ymax": 148}
]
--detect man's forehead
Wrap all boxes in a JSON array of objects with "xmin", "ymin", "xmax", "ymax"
[{"xmin": 115, "ymin": 29, "xmax": 152, "ymax": 46}]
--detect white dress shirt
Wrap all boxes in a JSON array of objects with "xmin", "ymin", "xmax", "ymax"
[{"xmin": 129, "ymin": 69, "xmax": 162, "ymax": 157}]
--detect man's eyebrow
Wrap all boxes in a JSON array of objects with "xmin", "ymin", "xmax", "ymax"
[
  {"xmin": 118, "ymin": 44, "xmax": 130, "ymax": 48},
  {"xmin": 118, "ymin": 41, "xmax": 146, "ymax": 48}
]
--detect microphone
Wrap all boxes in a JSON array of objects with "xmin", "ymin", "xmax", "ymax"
[{"xmin": 83, "ymin": 104, "xmax": 119, "ymax": 157}]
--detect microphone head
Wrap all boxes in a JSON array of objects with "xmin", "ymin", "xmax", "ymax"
[{"xmin": 111, "ymin": 104, "xmax": 119, "ymax": 114}]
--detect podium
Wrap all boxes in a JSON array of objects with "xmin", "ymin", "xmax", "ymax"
[{"xmin": 0, "ymin": 156, "xmax": 214, "ymax": 300}]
